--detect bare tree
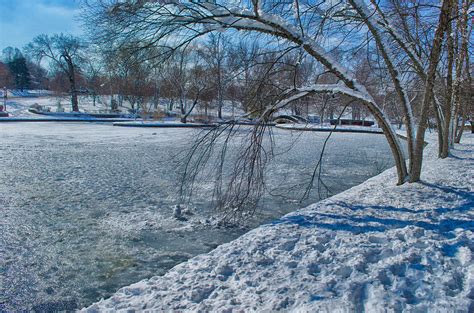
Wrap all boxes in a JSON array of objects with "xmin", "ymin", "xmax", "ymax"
[
  {"xmin": 158, "ymin": 46, "xmax": 195, "ymax": 122},
  {"xmin": 199, "ymin": 33, "xmax": 230, "ymax": 119},
  {"xmin": 25, "ymin": 34, "xmax": 85, "ymax": 112},
  {"xmin": 82, "ymin": 49, "xmax": 105, "ymax": 107}
]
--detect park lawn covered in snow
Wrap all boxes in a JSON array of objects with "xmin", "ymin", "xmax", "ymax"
[{"xmin": 84, "ymin": 133, "xmax": 473, "ymax": 312}]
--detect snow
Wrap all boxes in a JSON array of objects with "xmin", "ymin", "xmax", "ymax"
[
  {"xmin": 4, "ymin": 95, "xmax": 246, "ymax": 121},
  {"xmin": 3, "ymin": 96, "xmax": 122, "ymax": 117},
  {"xmin": 4, "ymin": 122, "xmax": 398, "ymax": 310},
  {"xmin": 83, "ymin": 133, "xmax": 474, "ymax": 311},
  {"xmin": 276, "ymin": 123, "xmax": 383, "ymax": 134},
  {"xmin": 112, "ymin": 121, "xmax": 217, "ymax": 128}
]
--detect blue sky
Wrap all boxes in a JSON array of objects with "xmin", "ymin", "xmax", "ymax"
[{"xmin": 0, "ymin": 0, "xmax": 83, "ymax": 51}]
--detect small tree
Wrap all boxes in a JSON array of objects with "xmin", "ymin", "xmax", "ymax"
[
  {"xmin": 199, "ymin": 33, "xmax": 230, "ymax": 119},
  {"xmin": 0, "ymin": 62, "xmax": 14, "ymax": 88},
  {"xmin": 8, "ymin": 56, "xmax": 31, "ymax": 91},
  {"xmin": 27, "ymin": 60, "xmax": 49, "ymax": 90},
  {"xmin": 25, "ymin": 34, "xmax": 85, "ymax": 112},
  {"xmin": 2, "ymin": 47, "xmax": 30, "ymax": 91}
]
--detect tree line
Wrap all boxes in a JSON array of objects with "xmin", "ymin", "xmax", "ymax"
[{"xmin": 3, "ymin": 31, "xmax": 345, "ymax": 121}]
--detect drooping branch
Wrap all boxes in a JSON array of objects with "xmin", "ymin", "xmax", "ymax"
[
  {"xmin": 150, "ymin": 2, "xmax": 408, "ymax": 183},
  {"xmin": 259, "ymin": 83, "xmax": 407, "ymax": 184},
  {"xmin": 349, "ymin": 0, "xmax": 415, "ymax": 174}
]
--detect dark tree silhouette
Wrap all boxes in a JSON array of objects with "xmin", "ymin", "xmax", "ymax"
[{"xmin": 7, "ymin": 56, "xmax": 30, "ymax": 91}]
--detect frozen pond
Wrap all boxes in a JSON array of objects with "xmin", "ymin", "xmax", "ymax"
[{"xmin": 1, "ymin": 123, "xmax": 396, "ymax": 310}]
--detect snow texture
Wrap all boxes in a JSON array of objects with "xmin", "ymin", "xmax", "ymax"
[
  {"xmin": 83, "ymin": 132, "xmax": 474, "ymax": 312},
  {"xmin": 276, "ymin": 123, "xmax": 383, "ymax": 134}
]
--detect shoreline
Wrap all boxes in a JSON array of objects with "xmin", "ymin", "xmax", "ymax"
[
  {"xmin": 276, "ymin": 123, "xmax": 384, "ymax": 134},
  {"xmin": 0, "ymin": 117, "xmax": 133, "ymax": 123},
  {"xmin": 83, "ymin": 133, "xmax": 473, "ymax": 311}
]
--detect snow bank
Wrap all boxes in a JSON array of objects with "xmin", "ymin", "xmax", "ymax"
[{"xmin": 83, "ymin": 134, "xmax": 473, "ymax": 312}]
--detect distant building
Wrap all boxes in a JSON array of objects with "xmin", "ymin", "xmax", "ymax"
[{"xmin": 329, "ymin": 119, "xmax": 375, "ymax": 127}]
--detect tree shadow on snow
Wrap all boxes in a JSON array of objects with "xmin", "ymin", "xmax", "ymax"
[
  {"xmin": 448, "ymin": 154, "xmax": 474, "ymax": 162},
  {"xmin": 271, "ymin": 213, "xmax": 473, "ymax": 236},
  {"xmin": 270, "ymin": 182, "xmax": 473, "ymax": 236}
]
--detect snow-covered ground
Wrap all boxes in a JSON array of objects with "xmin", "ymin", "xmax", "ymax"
[
  {"xmin": 3, "ymin": 95, "xmax": 246, "ymax": 120},
  {"xmin": 276, "ymin": 123, "xmax": 383, "ymax": 134},
  {"xmin": 112, "ymin": 121, "xmax": 217, "ymax": 127},
  {"xmin": 84, "ymin": 133, "xmax": 474, "ymax": 312},
  {"xmin": 3, "ymin": 95, "xmax": 129, "ymax": 117}
]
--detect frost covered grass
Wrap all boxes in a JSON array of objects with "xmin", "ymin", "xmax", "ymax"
[{"xmin": 84, "ymin": 133, "xmax": 473, "ymax": 312}]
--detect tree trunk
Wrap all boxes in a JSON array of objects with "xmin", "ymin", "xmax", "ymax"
[
  {"xmin": 217, "ymin": 72, "xmax": 223, "ymax": 119},
  {"xmin": 433, "ymin": 96, "xmax": 445, "ymax": 157},
  {"xmin": 181, "ymin": 96, "xmax": 199, "ymax": 124},
  {"xmin": 65, "ymin": 56, "xmax": 79, "ymax": 112},
  {"xmin": 454, "ymin": 0, "xmax": 471, "ymax": 144},
  {"xmin": 363, "ymin": 100, "xmax": 408, "ymax": 185},
  {"xmin": 69, "ymin": 75, "xmax": 79, "ymax": 112},
  {"xmin": 411, "ymin": 0, "xmax": 452, "ymax": 182},
  {"xmin": 440, "ymin": 5, "xmax": 455, "ymax": 159},
  {"xmin": 70, "ymin": 88, "xmax": 79, "ymax": 112}
]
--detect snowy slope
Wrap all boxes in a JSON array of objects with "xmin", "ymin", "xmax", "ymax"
[
  {"xmin": 84, "ymin": 133, "xmax": 474, "ymax": 312},
  {"xmin": 4, "ymin": 96, "xmax": 131, "ymax": 117}
]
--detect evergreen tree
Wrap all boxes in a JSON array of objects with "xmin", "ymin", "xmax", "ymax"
[
  {"xmin": 0, "ymin": 62, "xmax": 13, "ymax": 88},
  {"xmin": 7, "ymin": 56, "xmax": 30, "ymax": 91}
]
